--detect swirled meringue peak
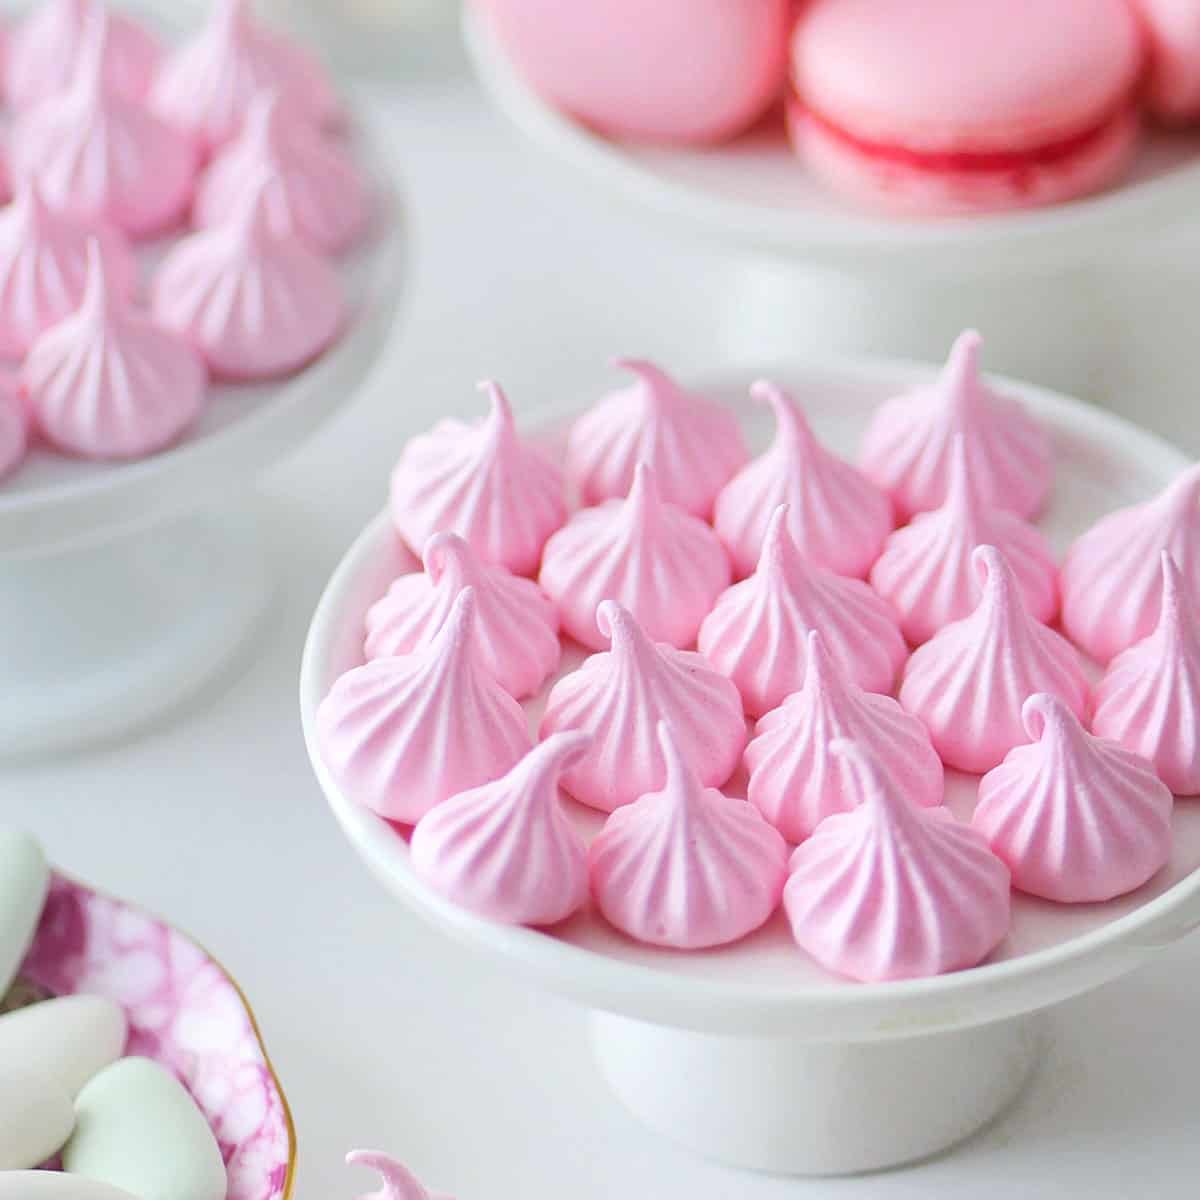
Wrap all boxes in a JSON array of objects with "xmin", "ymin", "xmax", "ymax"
[
  {"xmin": 564, "ymin": 359, "xmax": 748, "ymax": 516},
  {"xmin": 25, "ymin": 241, "xmax": 207, "ymax": 460},
  {"xmin": 411, "ymin": 731, "xmax": 590, "ymax": 927},
  {"xmin": 316, "ymin": 588, "xmax": 532, "ymax": 825},
  {"xmin": 1092, "ymin": 552, "xmax": 1200, "ymax": 794},
  {"xmin": 745, "ymin": 631, "xmax": 942, "ymax": 843},
  {"xmin": 698, "ymin": 504, "xmax": 906, "ymax": 715},
  {"xmin": 0, "ymin": 372, "xmax": 29, "ymax": 481},
  {"xmin": 1061, "ymin": 463, "xmax": 1200, "ymax": 664},
  {"xmin": 0, "ymin": 181, "xmax": 135, "ymax": 360},
  {"xmin": 713, "ymin": 380, "xmax": 892, "ymax": 579},
  {"xmin": 389, "ymin": 381, "xmax": 567, "ymax": 577},
  {"xmin": 11, "ymin": 10, "xmax": 197, "ymax": 239},
  {"xmin": 589, "ymin": 721, "xmax": 788, "ymax": 950},
  {"xmin": 900, "ymin": 546, "xmax": 1089, "ymax": 773},
  {"xmin": 193, "ymin": 90, "xmax": 369, "ymax": 254},
  {"xmin": 539, "ymin": 601, "xmax": 746, "ymax": 813},
  {"xmin": 347, "ymin": 1150, "xmax": 453, "ymax": 1200},
  {"xmin": 784, "ymin": 739, "xmax": 1011, "ymax": 982},
  {"xmin": 364, "ymin": 531, "xmax": 560, "ymax": 700},
  {"xmin": 974, "ymin": 694, "xmax": 1173, "ymax": 903},
  {"xmin": 539, "ymin": 460, "xmax": 730, "ymax": 649},
  {"xmin": 151, "ymin": 170, "xmax": 345, "ymax": 379},
  {"xmin": 870, "ymin": 434, "xmax": 1059, "ymax": 644},
  {"xmin": 860, "ymin": 331, "xmax": 1053, "ymax": 522}
]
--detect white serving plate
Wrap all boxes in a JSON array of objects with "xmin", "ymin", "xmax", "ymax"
[{"xmin": 300, "ymin": 358, "xmax": 1200, "ymax": 1175}]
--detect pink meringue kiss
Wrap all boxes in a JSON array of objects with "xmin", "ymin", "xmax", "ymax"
[
  {"xmin": 698, "ymin": 503, "xmax": 906, "ymax": 715},
  {"xmin": 151, "ymin": 172, "xmax": 345, "ymax": 379},
  {"xmin": 1061, "ymin": 463, "xmax": 1200, "ymax": 664},
  {"xmin": 1092, "ymin": 552, "xmax": 1200, "ymax": 794},
  {"xmin": 539, "ymin": 600, "xmax": 746, "ymax": 813},
  {"xmin": 24, "ymin": 242, "xmax": 207, "ymax": 460},
  {"xmin": 870, "ymin": 433, "xmax": 1059, "ymax": 644},
  {"xmin": 364, "ymin": 531, "xmax": 560, "ymax": 700},
  {"xmin": 0, "ymin": 373, "xmax": 29, "ymax": 481},
  {"xmin": 745, "ymin": 631, "xmax": 942, "ymax": 843},
  {"xmin": 713, "ymin": 380, "xmax": 892, "ymax": 579},
  {"xmin": 0, "ymin": 182, "xmax": 135, "ymax": 360},
  {"xmin": 589, "ymin": 721, "xmax": 788, "ymax": 950},
  {"xmin": 564, "ymin": 359, "xmax": 748, "ymax": 517},
  {"xmin": 540, "ymin": 460, "xmax": 730, "ymax": 650},
  {"xmin": 347, "ymin": 1150, "xmax": 453, "ymax": 1200},
  {"xmin": 193, "ymin": 90, "xmax": 369, "ymax": 254},
  {"xmin": 389, "ymin": 381, "xmax": 566, "ymax": 577},
  {"xmin": 785, "ymin": 739, "xmax": 1011, "ymax": 982},
  {"xmin": 316, "ymin": 587, "xmax": 532, "ymax": 825},
  {"xmin": 900, "ymin": 546, "xmax": 1089, "ymax": 773},
  {"xmin": 974, "ymin": 694, "xmax": 1172, "ymax": 903},
  {"xmin": 860, "ymin": 331, "xmax": 1053, "ymax": 522},
  {"xmin": 410, "ymin": 731, "xmax": 590, "ymax": 927}
]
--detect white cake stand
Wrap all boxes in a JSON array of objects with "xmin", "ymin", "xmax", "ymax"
[
  {"xmin": 300, "ymin": 359, "xmax": 1200, "ymax": 1176},
  {"xmin": 465, "ymin": 6, "xmax": 1200, "ymax": 417},
  {"xmin": 0, "ymin": 127, "xmax": 407, "ymax": 758}
]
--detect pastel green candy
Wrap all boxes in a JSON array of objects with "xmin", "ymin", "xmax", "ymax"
[
  {"xmin": 0, "ymin": 995, "xmax": 128, "ymax": 1098},
  {"xmin": 0, "ymin": 827, "xmax": 50, "ymax": 994},
  {"xmin": 0, "ymin": 1173, "xmax": 139, "ymax": 1200},
  {"xmin": 0, "ymin": 1066, "xmax": 74, "ymax": 1169}
]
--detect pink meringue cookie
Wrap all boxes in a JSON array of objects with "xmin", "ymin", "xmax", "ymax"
[
  {"xmin": 539, "ymin": 460, "xmax": 729, "ymax": 650},
  {"xmin": 24, "ymin": 241, "xmax": 207, "ymax": 460},
  {"xmin": 0, "ymin": 372, "xmax": 29, "ymax": 481},
  {"xmin": 1060, "ymin": 463, "xmax": 1200, "ymax": 664},
  {"xmin": 860, "ymin": 331, "xmax": 1053, "ymax": 522},
  {"xmin": 10, "ymin": 11, "xmax": 197, "ymax": 239},
  {"xmin": 389, "ymin": 381, "xmax": 566, "ymax": 577},
  {"xmin": 0, "ymin": 182, "xmax": 135, "ymax": 360},
  {"xmin": 410, "ymin": 731, "xmax": 590, "ymax": 926},
  {"xmin": 697, "ymin": 503, "xmax": 906, "ymax": 715},
  {"xmin": 745, "ymin": 631, "xmax": 942, "ymax": 842},
  {"xmin": 151, "ymin": 171, "xmax": 345, "ymax": 379},
  {"xmin": 1092, "ymin": 552, "xmax": 1200, "ymax": 794},
  {"xmin": 564, "ymin": 359, "xmax": 748, "ymax": 517},
  {"xmin": 713, "ymin": 380, "xmax": 892, "ymax": 579},
  {"xmin": 974, "ymin": 693, "xmax": 1172, "ymax": 903},
  {"xmin": 347, "ymin": 1150, "xmax": 453, "ymax": 1200},
  {"xmin": 316, "ymin": 587, "xmax": 532, "ymax": 825},
  {"xmin": 193, "ymin": 90, "xmax": 369, "ymax": 254},
  {"xmin": 785, "ymin": 740, "xmax": 1011, "ymax": 981},
  {"xmin": 900, "ymin": 545, "xmax": 1089, "ymax": 773},
  {"xmin": 364, "ymin": 531, "xmax": 560, "ymax": 700},
  {"xmin": 589, "ymin": 721, "xmax": 788, "ymax": 950},
  {"xmin": 539, "ymin": 600, "xmax": 746, "ymax": 813},
  {"xmin": 870, "ymin": 434, "xmax": 1059, "ymax": 644}
]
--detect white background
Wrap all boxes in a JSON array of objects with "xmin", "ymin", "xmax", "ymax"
[{"xmin": 9, "ymin": 65, "xmax": 1200, "ymax": 1200}]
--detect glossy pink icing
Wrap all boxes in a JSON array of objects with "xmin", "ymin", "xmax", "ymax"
[
  {"xmin": 589, "ymin": 721, "xmax": 788, "ymax": 950},
  {"xmin": 410, "ymin": 731, "xmax": 590, "ymax": 926},
  {"xmin": 364, "ymin": 531, "xmax": 560, "ymax": 700},
  {"xmin": 859, "ymin": 332, "xmax": 1054, "ymax": 521},
  {"xmin": 1092, "ymin": 552, "xmax": 1200, "ymax": 794},
  {"xmin": 564, "ymin": 359, "xmax": 748, "ymax": 517},
  {"xmin": 784, "ymin": 739, "xmax": 1012, "ymax": 981},
  {"xmin": 347, "ymin": 1150, "xmax": 453, "ymax": 1200},
  {"xmin": 539, "ymin": 600, "xmax": 746, "ymax": 813},
  {"xmin": 698, "ymin": 503, "xmax": 906, "ymax": 715},
  {"xmin": 745, "ymin": 630, "xmax": 942, "ymax": 842},
  {"xmin": 539, "ymin": 460, "xmax": 730, "ymax": 650},
  {"xmin": 1060, "ymin": 463, "xmax": 1200, "ymax": 663},
  {"xmin": 317, "ymin": 587, "xmax": 532, "ymax": 824},
  {"xmin": 870, "ymin": 433, "xmax": 1059, "ymax": 644},
  {"xmin": 900, "ymin": 545, "xmax": 1089, "ymax": 773},
  {"xmin": 713, "ymin": 380, "xmax": 891, "ymax": 579},
  {"xmin": 1135, "ymin": 0, "xmax": 1200, "ymax": 121},
  {"xmin": 974, "ymin": 693, "xmax": 1173, "ymax": 902},
  {"xmin": 389, "ymin": 381, "xmax": 567, "ymax": 577}
]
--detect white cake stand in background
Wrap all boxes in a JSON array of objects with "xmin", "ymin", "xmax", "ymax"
[
  {"xmin": 466, "ymin": 5, "xmax": 1200, "ymax": 434},
  {"xmin": 0, "ymin": 129, "xmax": 407, "ymax": 758}
]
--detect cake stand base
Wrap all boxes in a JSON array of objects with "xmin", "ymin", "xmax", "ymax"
[
  {"xmin": 591, "ymin": 1009, "xmax": 1045, "ymax": 1175},
  {"xmin": 0, "ymin": 508, "xmax": 272, "ymax": 758}
]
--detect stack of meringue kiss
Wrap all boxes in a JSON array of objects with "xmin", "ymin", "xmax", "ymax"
[
  {"xmin": 0, "ymin": 0, "xmax": 368, "ymax": 478},
  {"xmin": 318, "ymin": 333, "xmax": 1200, "ymax": 984}
]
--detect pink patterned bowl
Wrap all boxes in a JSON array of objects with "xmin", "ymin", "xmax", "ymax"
[{"xmin": 7, "ymin": 873, "xmax": 295, "ymax": 1200}]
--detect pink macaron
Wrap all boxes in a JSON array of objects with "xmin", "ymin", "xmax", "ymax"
[
  {"xmin": 788, "ymin": 0, "xmax": 1144, "ymax": 214},
  {"xmin": 1134, "ymin": 0, "xmax": 1200, "ymax": 123}
]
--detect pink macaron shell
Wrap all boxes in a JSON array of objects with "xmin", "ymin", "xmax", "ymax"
[{"xmin": 1135, "ymin": 0, "xmax": 1200, "ymax": 122}]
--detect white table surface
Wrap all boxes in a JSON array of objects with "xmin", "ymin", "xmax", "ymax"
[{"xmin": 9, "ymin": 68, "xmax": 1200, "ymax": 1200}]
